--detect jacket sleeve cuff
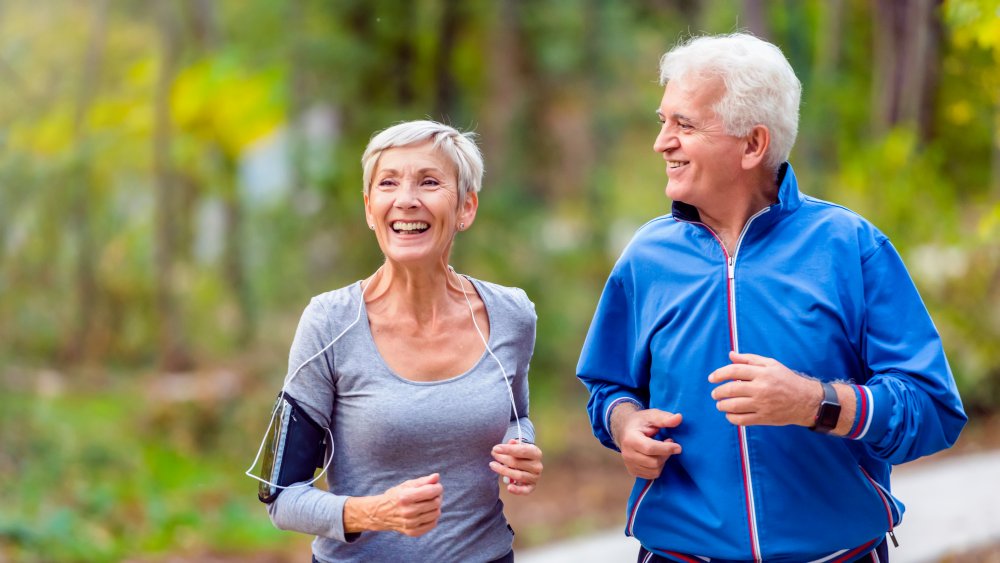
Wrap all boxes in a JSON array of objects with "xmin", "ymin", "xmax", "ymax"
[
  {"xmin": 603, "ymin": 394, "xmax": 645, "ymax": 449},
  {"xmin": 846, "ymin": 384, "xmax": 887, "ymax": 442}
]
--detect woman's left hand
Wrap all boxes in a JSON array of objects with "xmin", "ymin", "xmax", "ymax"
[{"xmin": 489, "ymin": 439, "xmax": 543, "ymax": 495}]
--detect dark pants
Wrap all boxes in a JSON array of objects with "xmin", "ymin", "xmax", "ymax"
[
  {"xmin": 637, "ymin": 539, "xmax": 889, "ymax": 563},
  {"xmin": 314, "ymin": 549, "xmax": 513, "ymax": 563}
]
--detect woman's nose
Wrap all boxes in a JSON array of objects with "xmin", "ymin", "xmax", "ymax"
[{"xmin": 394, "ymin": 182, "xmax": 421, "ymax": 207}]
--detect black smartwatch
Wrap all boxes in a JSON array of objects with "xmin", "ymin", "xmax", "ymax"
[{"xmin": 810, "ymin": 381, "xmax": 841, "ymax": 433}]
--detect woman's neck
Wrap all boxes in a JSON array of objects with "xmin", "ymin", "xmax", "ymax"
[{"xmin": 363, "ymin": 261, "xmax": 466, "ymax": 327}]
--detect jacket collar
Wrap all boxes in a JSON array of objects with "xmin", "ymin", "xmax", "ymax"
[{"xmin": 671, "ymin": 162, "xmax": 803, "ymax": 225}]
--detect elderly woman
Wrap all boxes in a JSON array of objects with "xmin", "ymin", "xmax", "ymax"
[{"xmin": 251, "ymin": 120, "xmax": 543, "ymax": 562}]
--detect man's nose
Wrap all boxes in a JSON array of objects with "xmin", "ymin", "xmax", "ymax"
[{"xmin": 654, "ymin": 127, "xmax": 678, "ymax": 153}]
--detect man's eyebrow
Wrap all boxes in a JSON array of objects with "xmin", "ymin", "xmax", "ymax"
[{"xmin": 655, "ymin": 109, "xmax": 694, "ymax": 122}]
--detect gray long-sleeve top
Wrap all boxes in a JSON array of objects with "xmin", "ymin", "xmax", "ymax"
[{"xmin": 266, "ymin": 276, "xmax": 536, "ymax": 562}]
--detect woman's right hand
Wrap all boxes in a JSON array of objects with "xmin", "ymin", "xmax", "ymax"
[{"xmin": 344, "ymin": 473, "xmax": 443, "ymax": 537}]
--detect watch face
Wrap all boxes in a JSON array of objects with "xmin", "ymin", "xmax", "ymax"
[{"xmin": 817, "ymin": 402, "xmax": 841, "ymax": 429}]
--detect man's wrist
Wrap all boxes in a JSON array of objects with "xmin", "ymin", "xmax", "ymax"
[
  {"xmin": 809, "ymin": 381, "xmax": 842, "ymax": 433},
  {"xmin": 608, "ymin": 400, "xmax": 642, "ymax": 449}
]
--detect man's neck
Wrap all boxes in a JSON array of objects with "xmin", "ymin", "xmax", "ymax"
[{"xmin": 697, "ymin": 170, "xmax": 779, "ymax": 255}]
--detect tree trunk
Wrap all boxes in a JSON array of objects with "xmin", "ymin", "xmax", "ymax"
[
  {"xmin": 65, "ymin": 0, "xmax": 108, "ymax": 363},
  {"xmin": 993, "ymin": 103, "xmax": 1000, "ymax": 199},
  {"xmin": 433, "ymin": 0, "xmax": 460, "ymax": 121},
  {"xmin": 287, "ymin": 0, "xmax": 308, "ymax": 194},
  {"xmin": 153, "ymin": 0, "xmax": 192, "ymax": 370},
  {"xmin": 814, "ymin": 0, "xmax": 844, "ymax": 79},
  {"xmin": 481, "ymin": 0, "xmax": 523, "ymax": 183},
  {"xmin": 871, "ymin": 0, "xmax": 942, "ymax": 143},
  {"xmin": 741, "ymin": 0, "xmax": 771, "ymax": 40},
  {"xmin": 190, "ymin": 0, "xmax": 255, "ymax": 347},
  {"xmin": 221, "ymin": 158, "xmax": 255, "ymax": 347}
]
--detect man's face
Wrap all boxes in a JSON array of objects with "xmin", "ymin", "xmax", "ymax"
[{"xmin": 653, "ymin": 76, "xmax": 747, "ymax": 210}]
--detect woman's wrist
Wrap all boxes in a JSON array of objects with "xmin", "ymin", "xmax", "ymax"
[{"xmin": 343, "ymin": 495, "xmax": 379, "ymax": 533}]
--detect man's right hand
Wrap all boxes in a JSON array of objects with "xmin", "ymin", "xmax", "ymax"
[{"xmin": 610, "ymin": 404, "xmax": 683, "ymax": 479}]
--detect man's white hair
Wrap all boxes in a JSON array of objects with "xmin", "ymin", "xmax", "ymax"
[
  {"xmin": 659, "ymin": 33, "xmax": 801, "ymax": 171},
  {"xmin": 361, "ymin": 120, "xmax": 484, "ymax": 204}
]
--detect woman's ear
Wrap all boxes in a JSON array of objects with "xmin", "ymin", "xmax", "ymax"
[
  {"xmin": 742, "ymin": 124, "xmax": 770, "ymax": 170},
  {"xmin": 458, "ymin": 191, "xmax": 479, "ymax": 230},
  {"xmin": 364, "ymin": 192, "xmax": 374, "ymax": 228}
]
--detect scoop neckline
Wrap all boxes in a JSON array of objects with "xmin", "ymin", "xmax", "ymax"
[{"xmin": 354, "ymin": 275, "xmax": 495, "ymax": 386}]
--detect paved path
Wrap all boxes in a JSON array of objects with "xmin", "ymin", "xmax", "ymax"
[{"xmin": 519, "ymin": 450, "xmax": 1000, "ymax": 563}]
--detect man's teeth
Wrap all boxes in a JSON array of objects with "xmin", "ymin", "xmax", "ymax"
[
  {"xmin": 392, "ymin": 221, "xmax": 429, "ymax": 232},
  {"xmin": 668, "ymin": 161, "xmax": 687, "ymax": 169}
]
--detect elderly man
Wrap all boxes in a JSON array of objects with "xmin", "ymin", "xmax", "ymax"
[{"xmin": 577, "ymin": 33, "xmax": 966, "ymax": 562}]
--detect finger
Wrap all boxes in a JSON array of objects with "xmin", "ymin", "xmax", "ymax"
[
  {"xmin": 629, "ymin": 436, "xmax": 682, "ymax": 457},
  {"xmin": 630, "ymin": 465, "xmax": 665, "ymax": 480},
  {"xmin": 708, "ymin": 364, "xmax": 755, "ymax": 383},
  {"xmin": 400, "ymin": 483, "xmax": 444, "ymax": 503},
  {"xmin": 491, "ymin": 448, "xmax": 543, "ymax": 470},
  {"xmin": 715, "ymin": 397, "xmax": 757, "ymax": 415},
  {"xmin": 401, "ymin": 473, "xmax": 440, "ymax": 488},
  {"xmin": 491, "ymin": 455, "xmax": 543, "ymax": 477},
  {"xmin": 505, "ymin": 482, "xmax": 536, "ymax": 495},
  {"xmin": 624, "ymin": 453, "xmax": 669, "ymax": 473},
  {"xmin": 638, "ymin": 409, "xmax": 683, "ymax": 429},
  {"xmin": 729, "ymin": 351, "xmax": 773, "ymax": 366},
  {"xmin": 711, "ymin": 381, "xmax": 754, "ymax": 400},
  {"xmin": 489, "ymin": 461, "xmax": 538, "ymax": 485},
  {"xmin": 398, "ymin": 499, "xmax": 441, "ymax": 521},
  {"xmin": 725, "ymin": 412, "xmax": 758, "ymax": 426},
  {"xmin": 403, "ymin": 512, "xmax": 441, "ymax": 536},
  {"xmin": 493, "ymin": 441, "xmax": 542, "ymax": 460}
]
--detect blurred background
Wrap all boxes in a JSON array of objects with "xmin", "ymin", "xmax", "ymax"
[{"xmin": 2, "ymin": 0, "xmax": 999, "ymax": 561}]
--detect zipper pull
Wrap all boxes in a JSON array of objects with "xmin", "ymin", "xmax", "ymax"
[
  {"xmin": 727, "ymin": 256, "xmax": 736, "ymax": 279},
  {"xmin": 888, "ymin": 530, "xmax": 899, "ymax": 547}
]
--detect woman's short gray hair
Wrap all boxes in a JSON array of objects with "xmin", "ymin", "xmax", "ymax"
[
  {"xmin": 658, "ymin": 33, "xmax": 801, "ymax": 171},
  {"xmin": 361, "ymin": 120, "xmax": 484, "ymax": 204}
]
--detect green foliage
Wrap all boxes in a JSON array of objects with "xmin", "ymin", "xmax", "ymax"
[{"xmin": 0, "ymin": 386, "xmax": 290, "ymax": 562}]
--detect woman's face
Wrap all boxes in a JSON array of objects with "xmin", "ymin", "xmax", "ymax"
[{"xmin": 365, "ymin": 141, "xmax": 477, "ymax": 267}]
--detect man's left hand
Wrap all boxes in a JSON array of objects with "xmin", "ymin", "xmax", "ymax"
[{"xmin": 708, "ymin": 351, "xmax": 821, "ymax": 427}]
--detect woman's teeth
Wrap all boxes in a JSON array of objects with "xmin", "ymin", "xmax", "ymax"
[{"xmin": 392, "ymin": 221, "xmax": 430, "ymax": 233}]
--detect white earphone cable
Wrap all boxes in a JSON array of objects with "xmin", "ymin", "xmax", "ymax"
[
  {"xmin": 244, "ymin": 271, "xmax": 374, "ymax": 490},
  {"xmin": 246, "ymin": 265, "xmax": 522, "ymax": 490},
  {"xmin": 452, "ymin": 266, "xmax": 523, "ymax": 443}
]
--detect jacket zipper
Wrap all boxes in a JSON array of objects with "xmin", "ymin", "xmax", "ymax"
[
  {"xmin": 860, "ymin": 466, "xmax": 900, "ymax": 547},
  {"xmin": 706, "ymin": 207, "xmax": 770, "ymax": 562}
]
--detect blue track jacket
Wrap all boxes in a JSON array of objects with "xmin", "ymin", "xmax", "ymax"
[{"xmin": 577, "ymin": 164, "xmax": 966, "ymax": 562}]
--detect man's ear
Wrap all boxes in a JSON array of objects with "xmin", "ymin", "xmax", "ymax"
[{"xmin": 742, "ymin": 125, "xmax": 770, "ymax": 170}]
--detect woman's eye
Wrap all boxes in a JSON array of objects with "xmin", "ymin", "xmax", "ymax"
[
  {"xmin": 421, "ymin": 179, "xmax": 441, "ymax": 188},
  {"xmin": 376, "ymin": 179, "xmax": 397, "ymax": 189}
]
